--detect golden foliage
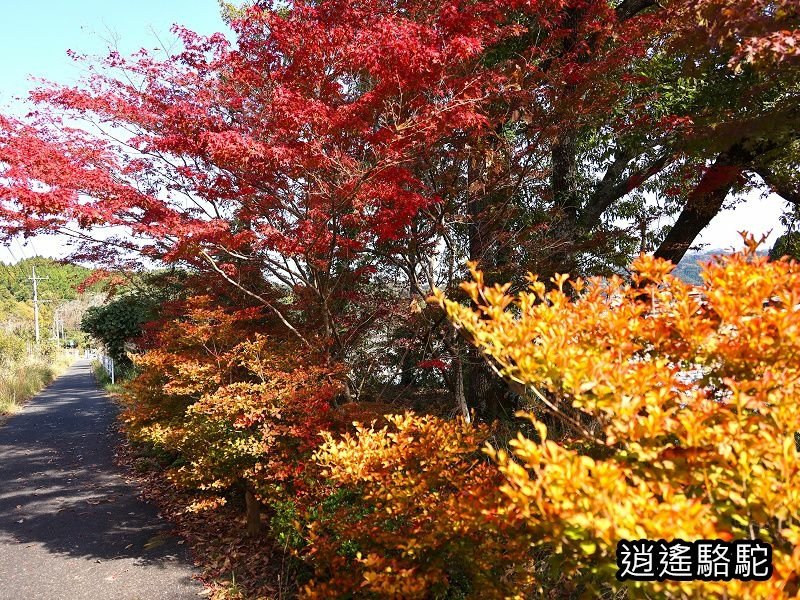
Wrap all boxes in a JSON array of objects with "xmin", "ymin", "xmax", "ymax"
[
  {"xmin": 434, "ymin": 236, "xmax": 800, "ymax": 597},
  {"xmin": 305, "ymin": 413, "xmax": 533, "ymax": 599}
]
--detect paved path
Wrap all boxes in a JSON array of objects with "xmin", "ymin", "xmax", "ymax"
[{"xmin": 0, "ymin": 360, "xmax": 203, "ymax": 600}]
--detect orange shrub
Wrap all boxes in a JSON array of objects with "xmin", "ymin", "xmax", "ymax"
[
  {"xmin": 120, "ymin": 296, "xmax": 256, "ymax": 462},
  {"xmin": 435, "ymin": 236, "xmax": 800, "ymax": 598},
  {"xmin": 183, "ymin": 334, "xmax": 345, "ymax": 500},
  {"xmin": 305, "ymin": 413, "xmax": 533, "ymax": 599},
  {"xmin": 121, "ymin": 296, "xmax": 344, "ymax": 506}
]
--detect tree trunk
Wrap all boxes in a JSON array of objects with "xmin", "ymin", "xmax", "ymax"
[
  {"xmin": 654, "ymin": 152, "xmax": 742, "ymax": 265},
  {"xmin": 245, "ymin": 489, "xmax": 261, "ymax": 537},
  {"xmin": 453, "ymin": 350, "xmax": 471, "ymax": 423},
  {"xmin": 552, "ymin": 131, "xmax": 579, "ymax": 223},
  {"xmin": 543, "ymin": 129, "xmax": 583, "ymax": 281},
  {"xmin": 464, "ymin": 143, "xmax": 517, "ymax": 421}
]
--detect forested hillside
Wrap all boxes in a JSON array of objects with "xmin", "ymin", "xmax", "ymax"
[
  {"xmin": 674, "ymin": 248, "xmax": 773, "ymax": 285},
  {"xmin": 0, "ymin": 257, "xmax": 96, "ymax": 340},
  {"xmin": 673, "ymin": 251, "xmax": 720, "ymax": 285}
]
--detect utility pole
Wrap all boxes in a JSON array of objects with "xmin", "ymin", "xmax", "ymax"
[
  {"xmin": 52, "ymin": 306, "xmax": 62, "ymax": 344},
  {"xmin": 28, "ymin": 266, "xmax": 49, "ymax": 346}
]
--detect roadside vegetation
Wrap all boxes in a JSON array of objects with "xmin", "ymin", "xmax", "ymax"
[
  {"xmin": 97, "ymin": 242, "xmax": 799, "ymax": 599},
  {"xmin": 0, "ymin": 257, "xmax": 98, "ymax": 415},
  {"xmin": 0, "ymin": 335, "xmax": 73, "ymax": 415},
  {"xmin": 91, "ymin": 359, "xmax": 125, "ymax": 395}
]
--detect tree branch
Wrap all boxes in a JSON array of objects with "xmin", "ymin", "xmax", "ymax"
[
  {"xmin": 199, "ymin": 249, "xmax": 312, "ymax": 349},
  {"xmin": 751, "ymin": 165, "xmax": 800, "ymax": 206},
  {"xmin": 581, "ymin": 149, "xmax": 672, "ymax": 229},
  {"xmin": 655, "ymin": 140, "xmax": 785, "ymax": 265},
  {"xmin": 654, "ymin": 153, "xmax": 740, "ymax": 265},
  {"xmin": 615, "ymin": 0, "xmax": 658, "ymax": 21}
]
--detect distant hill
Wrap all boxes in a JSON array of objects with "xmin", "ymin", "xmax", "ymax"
[
  {"xmin": 0, "ymin": 257, "xmax": 93, "ymax": 304},
  {"xmin": 672, "ymin": 251, "xmax": 719, "ymax": 285},
  {"xmin": 0, "ymin": 258, "xmax": 97, "ymax": 337},
  {"xmin": 672, "ymin": 249, "xmax": 768, "ymax": 285}
]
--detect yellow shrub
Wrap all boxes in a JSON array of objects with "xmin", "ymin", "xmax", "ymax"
[
  {"xmin": 306, "ymin": 413, "xmax": 534, "ymax": 599},
  {"xmin": 435, "ymin": 236, "xmax": 800, "ymax": 598}
]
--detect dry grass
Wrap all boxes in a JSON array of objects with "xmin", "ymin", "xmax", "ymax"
[{"xmin": 0, "ymin": 353, "xmax": 74, "ymax": 416}]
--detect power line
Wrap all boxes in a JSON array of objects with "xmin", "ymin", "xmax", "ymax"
[
  {"xmin": 14, "ymin": 238, "xmax": 28, "ymax": 261},
  {"xmin": 5, "ymin": 239, "xmax": 20, "ymax": 264}
]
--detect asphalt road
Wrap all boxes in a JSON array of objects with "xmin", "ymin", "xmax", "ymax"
[{"xmin": 0, "ymin": 360, "xmax": 203, "ymax": 600}]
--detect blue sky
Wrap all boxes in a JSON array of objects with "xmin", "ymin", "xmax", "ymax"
[
  {"xmin": 0, "ymin": 1, "xmax": 788, "ymax": 262},
  {"xmin": 0, "ymin": 0, "xmax": 226, "ymax": 112}
]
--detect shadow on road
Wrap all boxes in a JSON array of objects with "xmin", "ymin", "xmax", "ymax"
[{"xmin": 0, "ymin": 361, "xmax": 201, "ymax": 599}]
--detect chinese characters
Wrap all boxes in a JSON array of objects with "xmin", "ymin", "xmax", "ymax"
[{"xmin": 617, "ymin": 539, "xmax": 772, "ymax": 582}]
